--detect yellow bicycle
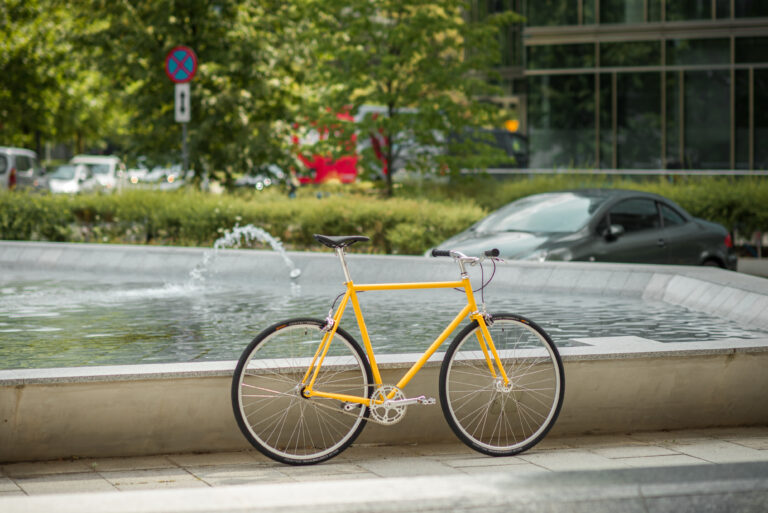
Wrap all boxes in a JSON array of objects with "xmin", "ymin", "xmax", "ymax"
[{"xmin": 232, "ymin": 234, "xmax": 564, "ymax": 465}]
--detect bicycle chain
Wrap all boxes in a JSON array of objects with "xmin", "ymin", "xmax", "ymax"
[{"xmin": 304, "ymin": 388, "xmax": 410, "ymax": 426}]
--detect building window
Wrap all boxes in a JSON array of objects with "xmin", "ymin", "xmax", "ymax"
[
  {"xmin": 666, "ymin": 0, "xmax": 712, "ymax": 22},
  {"xmin": 615, "ymin": 72, "xmax": 662, "ymax": 169},
  {"xmin": 526, "ymin": 0, "xmax": 578, "ymax": 26},
  {"xmin": 666, "ymin": 38, "xmax": 730, "ymax": 66},
  {"xmin": 756, "ymin": 70, "xmax": 768, "ymax": 169},
  {"xmin": 528, "ymin": 74, "xmax": 596, "ymax": 167},
  {"xmin": 600, "ymin": 41, "xmax": 661, "ymax": 67},
  {"xmin": 600, "ymin": 0, "xmax": 645, "ymax": 24},
  {"xmin": 736, "ymin": 37, "xmax": 768, "ymax": 63},
  {"xmin": 735, "ymin": 0, "xmax": 768, "ymax": 18},
  {"xmin": 684, "ymin": 70, "xmax": 731, "ymax": 169},
  {"xmin": 528, "ymin": 43, "xmax": 596, "ymax": 69},
  {"xmin": 734, "ymin": 70, "xmax": 750, "ymax": 169}
]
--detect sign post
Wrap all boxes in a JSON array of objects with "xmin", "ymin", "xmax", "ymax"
[{"xmin": 165, "ymin": 46, "xmax": 197, "ymax": 179}]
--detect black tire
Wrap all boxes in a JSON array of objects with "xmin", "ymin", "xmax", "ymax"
[
  {"xmin": 439, "ymin": 313, "xmax": 565, "ymax": 456},
  {"xmin": 231, "ymin": 318, "xmax": 372, "ymax": 465}
]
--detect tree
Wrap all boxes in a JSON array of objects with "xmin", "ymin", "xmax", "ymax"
[
  {"xmin": 302, "ymin": 0, "xmax": 520, "ymax": 196},
  {"xmin": 0, "ymin": 0, "xmax": 118, "ymax": 155},
  {"xmin": 72, "ymin": 0, "xmax": 310, "ymax": 181}
]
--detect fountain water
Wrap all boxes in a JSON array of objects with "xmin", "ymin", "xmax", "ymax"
[{"xmin": 189, "ymin": 224, "xmax": 301, "ymax": 284}]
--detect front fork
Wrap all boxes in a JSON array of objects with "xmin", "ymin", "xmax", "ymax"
[{"xmin": 471, "ymin": 311, "xmax": 511, "ymax": 388}]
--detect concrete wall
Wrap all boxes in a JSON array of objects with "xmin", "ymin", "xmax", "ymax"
[
  {"xmin": 2, "ymin": 241, "xmax": 768, "ymax": 462},
  {"xmin": 2, "ymin": 346, "xmax": 767, "ymax": 463}
]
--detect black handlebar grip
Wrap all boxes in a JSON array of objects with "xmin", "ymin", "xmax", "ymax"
[
  {"xmin": 431, "ymin": 249, "xmax": 451, "ymax": 257},
  {"xmin": 484, "ymin": 248, "xmax": 500, "ymax": 257}
]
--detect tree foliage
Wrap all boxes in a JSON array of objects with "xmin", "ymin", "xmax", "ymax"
[
  {"xmin": 1, "ymin": 0, "xmax": 520, "ymax": 192},
  {"xmin": 73, "ymin": 0, "xmax": 309, "ymax": 180},
  {"xmin": 301, "ymin": 0, "xmax": 521, "ymax": 195},
  {"xmin": 0, "ymin": 0, "xmax": 118, "ymax": 153}
]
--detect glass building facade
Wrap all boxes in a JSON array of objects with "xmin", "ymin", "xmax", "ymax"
[{"xmin": 492, "ymin": 0, "xmax": 768, "ymax": 170}]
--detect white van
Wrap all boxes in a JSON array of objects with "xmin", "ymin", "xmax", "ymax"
[
  {"xmin": 48, "ymin": 164, "xmax": 99, "ymax": 194},
  {"xmin": 70, "ymin": 155, "xmax": 125, "ymax": 191},
  {"xmin": 0, "ymin": 147, "xmax": 47, "ymax": 190}
]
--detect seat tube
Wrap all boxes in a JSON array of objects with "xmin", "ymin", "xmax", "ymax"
[{"xmin": 336, "ymin": 247, "xmax": 352, "ymax": 283}]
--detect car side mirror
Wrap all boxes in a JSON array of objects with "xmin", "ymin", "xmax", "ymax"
[{"xmin": 603, "ymin": 224, "xmax": 625, "ymax": 241}]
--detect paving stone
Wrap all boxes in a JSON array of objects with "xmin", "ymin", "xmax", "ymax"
[
  {"xmin": 667, "ymin": 440, "xmax": 768, "ymax": 464},
  {"xmin": 626, "ymin": 431, "xmax": 714, "ymax": 445},
  {"xmin": 0, "ymin": 490, "xmax": 26, "ymax": 497},
  {"xmin": 343, "ymin": 444, "xmax": 423, "ymax": 460},
  {"xmin": 98, "ymin": 468, "xmax": 208, "ymax": 491},
  {"xmin": 728, "ymin": 437, "xmax": 768, "ymax": 450},
  {"xmin": 524, "ymin": 437, "xmax": 575, "ymax": 451},
  {"xmin": 519, "ymin": 449, "xmax": 633, "ymax": 471},
  {"xmin": 590, "ymin": 445, "xmax": 679, "ymax": 459},
  {"xmin": 412, "ymin": 443, "xmax": 477, "ymax": 458},
  {"xmin": 616, "ymin": 454, "xmax": 709, "ymax": 468},
  {"xmin": 459, "ymin": 463, "xmax": 550, "ymax": 476},
  {"xmin": 277, "ymin": 463, "xmax": 363, "ymax": 478},
  {"xmin": 0, "ymin": 460, "xmax": 94, "ymax": 478},
  {"xmin": 0, "ymin": 477, "xmax": 22, "ymax": 493},
  {"xmin": 289, "ymin": 471, "xmax": 380, "ymax": 482},
  {"xmin": 167, "ymin": 451, "xmax": 265, "ymax": 468},
  {"xmin": 445, "ymin": 456, "xmax": 528, "ymax": 468},
  {"xmin": 15, "ymin": 473, "xmax": 116, "ymax": 495},
  {"xmin": 186, "ymin": 464, "xmax": 292, "ymax": 486},
  {"xmin": 556, "ymin": 434, "xmax": 646, "ymax": 449},
  {"xmin": 357, "ymin": 456, "xmax": 461, "ymax": 477},
  {"xmin": 84, "ymin": 455, "xmax": 176, "ymax": 472}
]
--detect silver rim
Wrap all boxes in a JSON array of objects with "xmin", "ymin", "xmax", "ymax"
[
  {"xmin": 236, "ymin": 323, "xmax": 369, "ymax": 461},
  {"xmin": 444, "ymin": 318, "xmax": 562, "ymax": 452}
]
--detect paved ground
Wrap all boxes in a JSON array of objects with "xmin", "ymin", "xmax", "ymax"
[{"xmin": 1, "ymin": 426, "xmax": 767, "ymax": 512}]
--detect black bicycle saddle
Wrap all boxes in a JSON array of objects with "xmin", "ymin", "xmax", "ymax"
[{"xmin": 314, "ymin": 234, "xmax": 370, "ymax": 249}]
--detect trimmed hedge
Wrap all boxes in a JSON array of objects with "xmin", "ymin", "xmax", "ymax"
[
  {"xmin": 1, "ymin": 175, "xmax": 766, "ymax": 254},
  {"xmin": 0, "ymin": 189, "xmax": 485, "ymax": 255},
  {"xmin": 400, "ymin": 174, "xmax": 768, "ymax": 236}
]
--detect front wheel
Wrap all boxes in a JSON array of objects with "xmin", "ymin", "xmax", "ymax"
[
  {"xmin": 439, "ymin": 313, "xmax": 564, "ymax": 456},
  {"xmin": 231, "ymin": 318, "xmax": 372, "ymax": 465}
]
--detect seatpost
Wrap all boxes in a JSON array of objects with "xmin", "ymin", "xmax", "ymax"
[{"xmin": 335, "ymin": 247, "xmax": 353, "ymax": 283}]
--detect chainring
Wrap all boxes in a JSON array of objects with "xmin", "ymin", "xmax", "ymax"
[{"xmin": 368, "ymin": 386, "xmax": 407, "ymax": 425}]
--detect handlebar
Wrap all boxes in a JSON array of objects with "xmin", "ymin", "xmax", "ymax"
[{"xmin": 431, "ymin": 248, "xmax": 499, "ymax": 258}]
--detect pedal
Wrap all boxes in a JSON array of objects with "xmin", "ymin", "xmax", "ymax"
[{"xmin": 417, "ymin": 396, "xmax": 436, "ymax": 405}]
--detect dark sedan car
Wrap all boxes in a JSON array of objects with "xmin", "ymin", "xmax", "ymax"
[{"xmin": 431, "ymin": 189, "xmax": 737, "ymax": 269}]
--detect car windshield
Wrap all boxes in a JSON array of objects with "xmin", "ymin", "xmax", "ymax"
[
  {"xmin": 474, "ymin": 193, "xmax": 606, "ymax": 233},
  {"xmin": 50, "ymin": 166, "xmax": 77, "ymax": 180},
  {"xmin": 87, "ymin": 164, "xmax": 110, "ymax": 175}
]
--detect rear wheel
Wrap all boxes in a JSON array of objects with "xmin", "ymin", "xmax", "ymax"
[
  {"xmin": 231, "ymin": 318, "xmax": 372, "ymax": 465},
  {"xmin": 440, "ymin": 313, "xmax": 564, "ymax": 456}
]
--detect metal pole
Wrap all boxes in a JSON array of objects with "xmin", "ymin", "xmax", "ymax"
[{"xmin": 182, "ymin": 122, "xmax": 189, "ymax": 176}]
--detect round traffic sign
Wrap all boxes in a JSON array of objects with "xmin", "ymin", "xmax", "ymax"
[{"xmin": 165, "ymin": 46, "xmax": 198, "ymax": 83}]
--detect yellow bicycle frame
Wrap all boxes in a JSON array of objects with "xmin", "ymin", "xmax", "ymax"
[{"xmin": 300, "ymin": 274, "xmax": 510, "ymax": 406}]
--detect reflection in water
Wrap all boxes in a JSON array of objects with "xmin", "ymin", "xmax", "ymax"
[{"xmin": 0, "ymin": 271, "xmax": 765, "ymax": 370}]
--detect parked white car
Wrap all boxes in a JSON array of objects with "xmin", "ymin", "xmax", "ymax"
[
  {"xmin": 70, "ymin": 155, "xmax": 125, "ymax": 191},
  {"xmin": 48, "ymin": 164, "xmax": 99, "ymax": 194},
  {"xmin": 0, "ymin": 146, "xmax": 47, "ymax": 191}
]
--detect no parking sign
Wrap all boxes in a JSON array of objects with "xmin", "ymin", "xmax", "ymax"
[
  {"xmin": 165, "ymin": 46, "xmax": 198, "ymax": 83},
  {"xmin": 165, "ymin": 46, "xmax": 197, "ymax": 174}
]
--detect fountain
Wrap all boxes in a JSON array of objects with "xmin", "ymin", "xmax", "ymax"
[{"xmin": 189, "ymin": 224, "xmax": 302, "ymax": 284}]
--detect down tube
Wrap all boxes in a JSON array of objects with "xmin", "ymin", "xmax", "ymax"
[{"xmin": 394, "ymin": 303, "xmax": 473, "ymax": 391}]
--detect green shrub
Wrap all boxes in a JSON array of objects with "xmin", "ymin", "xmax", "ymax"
[
  {"xmin": 2, "ymin": 175, "xmax": 766, "ymax": 253},
  {"xmin": 0, "ymin": 189, "xmax": 484, "ymax": 254}
]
